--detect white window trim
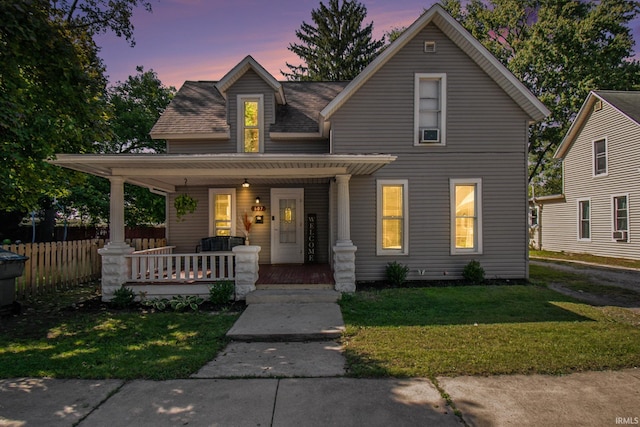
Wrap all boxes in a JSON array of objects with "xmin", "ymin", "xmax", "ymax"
[
  {"xmin": 450, "ymin": 178, "xmax": 483, "ymax": 255},
  {"xmin": 529, "ymin": 205, "xmax": 539, "ymax": 228},
  {"xmin": 414, "ymin": 73, "xmax": 447, "ymax": 146},
  {"xmin": 208, "ymin": 188, "xmax": 236, "ymax": 237},
  {"xmin": 611, "ymin": 193, "xmax": 630, "ymax": 241},
  {"xmin": 576, "ymin": 197, "xmax": 591, "ymax": 242},
  {"xmin": 237, "ymin": 94, "xmax": 264, "ymax": 153},
  {"xmin": 377, "ymin": 179, "xmax": 409, "ymax": 256},
  {"xmin": 592, "ymin": 137, "xmax": 608, "ymax": 177}
]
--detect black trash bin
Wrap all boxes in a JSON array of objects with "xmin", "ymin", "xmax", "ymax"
[{"xmin": 0, "ymin": 248, "xmax": 29, "ymax": 315}]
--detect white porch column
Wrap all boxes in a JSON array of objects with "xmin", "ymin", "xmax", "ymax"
[
  {"xmin": 98, "ymin": 176, "xmax": 134, "ymax": 301},
  {"xmin": 233, "ymin": 245, "xmax": 261, "ymax": 300},
  {"xmin": 335, "ymin": 174, "xmax": 352, "ymax": 245},
  {"xmin": 333, "ymin": 174, "xmax": 357, "ymax": 293}
]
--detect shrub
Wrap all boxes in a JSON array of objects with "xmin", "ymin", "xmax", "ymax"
[
  {"xmin": 385, "ymin": 261, "xmax": 410, "ymax": 287},
  {"xmin": 209, "ymin": 280, "xmax": 235, "ymax": 305},
  {"xmin": 111, "ymin": 286, "xmax": 136, "ymax": 308},
  {"xmin": 142, "ymin": 295, "xmax": 204, "ymax": 312},
  {"xmin": 462, "ymin": 260, "xmax": 485, "ymax": 285}
]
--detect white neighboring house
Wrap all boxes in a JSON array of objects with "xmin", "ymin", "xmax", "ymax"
[{"xmin": 532, "ymin": 91, "xmax": 640, "ymax": 259}]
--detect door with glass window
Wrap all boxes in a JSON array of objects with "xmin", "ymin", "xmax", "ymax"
[{"xmin": 271, "ymin": 188, "xmax": 304, "ymax": 264}]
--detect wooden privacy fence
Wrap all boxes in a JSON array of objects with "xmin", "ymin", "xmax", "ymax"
[{"xmin": 1, "ymin": 238, "xmax": 166, "ymax": 299}]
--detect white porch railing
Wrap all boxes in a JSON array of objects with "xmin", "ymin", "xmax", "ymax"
[{"xmin": 126, "ymin": 248, "xmax": 235, "ymax": 282}]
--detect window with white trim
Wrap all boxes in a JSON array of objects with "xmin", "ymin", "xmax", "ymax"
[
  {"xmin": 450, "ymin": 179, "xmax": 482, "ymax": 254},
  {"xmin": 612, "ymin": 194, "xmax": 629, "ymax": 241},
  {"xmin": 577, "ymin": 198, "xmax": 590, "ymax": 241},
  {"xmin": 415, "ymin": 73, "xmax": 446, "ymax": 145},
  {"xmin": 237, "ymin": 95, "xmax": 263, "ymax": 153},
  {"xmin": 209, "ymin": 189, "xmax": 236, "ymax": 236},
  {"xmin": 593, "ymin": 138, "xmax": 607, "ymax": 176},
  {"xmin": 377, "ymin": 180, "xmax": 409, "ymax": 255}
]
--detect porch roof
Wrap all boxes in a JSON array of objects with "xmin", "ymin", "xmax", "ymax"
[{"xmin": 50, "ymin": 153, "xmax": 397, "ymax": 194}]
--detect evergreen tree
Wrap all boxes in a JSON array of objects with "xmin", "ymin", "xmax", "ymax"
[{"xmin": 283, "ymin": 0, "xmax": 385, "ymax": 81}]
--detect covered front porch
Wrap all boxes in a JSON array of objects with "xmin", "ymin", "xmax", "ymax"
[{"xmin": 51, "ymin": 153, "xmax": 395, "ymax": 300}]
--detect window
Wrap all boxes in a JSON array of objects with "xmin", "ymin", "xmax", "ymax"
[
  {"xmin": 415, "ymin": 73, "xmax": 446, "ymax": 145},
  {"xmin": 451, "ymin": 179, "xmax": 482, "ymax": 254},
  {"xmin": 577, "ymin": 199, "xmax": 590, "ymax": 241},
  {"xmin": 377, "ymin": 180, "xmax": 409, "ymax": 255},
  {"xmin": 209, "ymin": 189, "xmax": 236, "ymax": 236},
  {"xmin": 529, "ymin": 206, "xmax": 539, "ymax": 227},
  {"xmin": 237, "ymin": 95, "xmax": 263, "ymax": 153},
  {"xmin": 593, "ymin": 138, "xmax": 607, "ymax": 176},
  {"xmin": 613, "ymin": 195, "xmax": 629, "ymax": 241}
]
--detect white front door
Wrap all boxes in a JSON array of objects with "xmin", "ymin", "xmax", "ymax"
[{"xmin": 271, "ymin": 188, "xmax": 304, "ymax": 264}]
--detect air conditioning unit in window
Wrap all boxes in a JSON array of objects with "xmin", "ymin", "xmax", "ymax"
[
  {"xmin": 420, "ymin": 128, "xmax": 440, "ymax": 143},
  {"xmin": 613, "ymin": 231, "xmax": 628, "ymax": 241}
]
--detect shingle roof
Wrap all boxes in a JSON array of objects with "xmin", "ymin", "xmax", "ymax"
[
  {"xmin": 150, "ymin": 81, "xmax": 229, "ymax": 137},
  {"xmin": 150, "ymin": 80, "xmax": 348, "ymax": 138},
  {"xmin": 594, "ymin": 91, "xmax": 640, "ymax": 125},
  {"xmin": 272, "ymin": 82, "xmax": 349, "ymax": 133}
]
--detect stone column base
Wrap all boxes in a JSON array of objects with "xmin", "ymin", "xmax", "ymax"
[
  {"xmin": 98, "ymin": 242, "xmax": 134, "ymax": 301},
  {"xmin": 333, "ymin": 244, "xmax": 357, "ymax": 293},
  {"xmin": 233, "ymin": 245, "xmax": 261, "ymax": 300}
]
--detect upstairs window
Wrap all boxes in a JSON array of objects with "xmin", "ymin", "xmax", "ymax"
[
  {"xmin": 238, "ymin": 95, "xmax": 263, "ymax": 153},
  {"xmin": 415, "ymin": 73, "xmax": 446, "ymax": 146},
  {"xmin": 593, "ymin": 138, "xmax": 607, "ymax": 176}
]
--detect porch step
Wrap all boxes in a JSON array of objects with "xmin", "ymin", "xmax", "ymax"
[
  {"xmin": 256, "ymin": 283, "xmax": 334, "ymax": 290},
  {"xmin": 246, "ymin": 289, "xmax": 341, "ymax": 304}
]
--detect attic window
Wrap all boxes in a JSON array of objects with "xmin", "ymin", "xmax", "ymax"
[
  {"xmin": 594, "ymin": 100, "xmax": 603, "ymax": 112},
  {"xmin": 424, "ymin": 41, "xmax": 436, "ymax": 53}
]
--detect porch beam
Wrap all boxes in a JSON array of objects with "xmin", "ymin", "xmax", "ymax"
[{"xmin": 111, "ymin": 167, "xmax": 349, "ymax": 178}]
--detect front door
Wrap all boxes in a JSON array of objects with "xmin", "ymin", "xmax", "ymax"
[{"xmin": 271, "ymin": 188, "xmax": 304, "ymax": 264}]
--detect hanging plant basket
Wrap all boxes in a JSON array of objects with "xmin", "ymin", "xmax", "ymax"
[{"xmin": 174, "ymin": 193, "xmax": 198, "ymax": 222}]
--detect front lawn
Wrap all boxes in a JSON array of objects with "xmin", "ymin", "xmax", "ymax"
[
  {"xmin": 0, "ymin": 289, "xmax": 240, "ymax": 379},
  {"xmin": 340, "ymin": 283, "xmax": 640, "ymax": 377}
]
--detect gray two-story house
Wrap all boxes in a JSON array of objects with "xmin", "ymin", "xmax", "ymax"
[
  {"xmin": 53, "ymin": 4, "xmax": 549, "ymax": 299},
  {"xmin": 532, "ymin": 91, "xmax": 640, "ymax": 259}
]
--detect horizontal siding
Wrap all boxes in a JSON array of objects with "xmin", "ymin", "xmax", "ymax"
[
  {"xmin": 167, "ymin": 183, "xmax": 329, "ymax": 264},
  {"xmin": 541, "ymin": 102, "xmax": 640, "ymax": 259},
  {"xmin": 331, "ymin": 24, "xmax": 530, "ymax": 155},
  {"xmin": 351, "ymin": 153, "xmax": 528, "ymax": 282}
]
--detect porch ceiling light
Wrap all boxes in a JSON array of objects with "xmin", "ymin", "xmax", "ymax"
[{"xmin": 242, "ymin": 178, "xmax": 250, "ymax": 188}]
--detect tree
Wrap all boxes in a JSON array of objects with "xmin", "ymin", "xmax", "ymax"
[
  {"xmin": 65, "ymin": 66, "xmax": 176, "ymax": 226},
  {"xmin": 0, "ymin": 0, "xmax": 153, "ymax": 239},
  {"xmin": 282, "ymin": 0, "xmax": 385, "ymax": 81},
  {"xmin": 442, "ymin": 0, "xmax": 640, "ymax": 194}
]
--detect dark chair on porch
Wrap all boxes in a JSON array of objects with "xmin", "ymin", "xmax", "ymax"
[
  {"xmin": 196, "ymin": 236, "xmax": 245, "ymax": 252},
  {"xmin": 196, "ymin": 236, "xmax": 245, "ymax": 278}
]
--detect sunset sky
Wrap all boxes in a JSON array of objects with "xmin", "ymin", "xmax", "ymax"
[{"xmin": 95, "ymin": 0, "xmax": 640, "ymax": 89}]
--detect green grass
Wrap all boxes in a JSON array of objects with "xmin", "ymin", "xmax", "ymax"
[
  {"xmin": 0, "ymin": 311, "xmax": 239, "ymax": 379},
  {"xmin": 339, "ymin": 283, "xmax": 640, "ymax": 378},
  {"xmin": 531, "ymin": 249, "xmax": 640, "ymax": 269}
]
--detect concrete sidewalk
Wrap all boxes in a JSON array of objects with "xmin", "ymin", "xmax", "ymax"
[{"xmin": 1, "ymin": 370, "xmax": 639, "ymax": 426}]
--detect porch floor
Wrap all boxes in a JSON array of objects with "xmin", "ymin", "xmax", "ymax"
[{"xmin": 256, "ymin": 264, "xmax": 334, "ymax": 288}]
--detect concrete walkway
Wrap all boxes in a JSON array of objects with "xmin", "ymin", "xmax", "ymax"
[
  {"xmin": 2, "ymin": 299, "xmax": 640, "ymax": 426},
  {"xmin": 2, "ymin": 370, "xmax": 639, "ymax": 426}
]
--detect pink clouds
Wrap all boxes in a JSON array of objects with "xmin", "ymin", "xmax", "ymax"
[{"xmin": 96, "ymin": 0, "xmax": 640, "ymax": 88}]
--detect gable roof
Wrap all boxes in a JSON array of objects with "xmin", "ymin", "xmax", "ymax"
[
  {"xmin": 149, "ymin": 81, "xmax": 230, "ymax": 140},
  {"xmin": 320, "ymin": 3, "xmax": 550, "ymax": 123},
  {"xmin": 555, "ymin": 91, "xmax": 640, "ymax": 159},
  {"xmin": 150, "ymin": 80, "xmax": 348, "ymax": 139},
  {"xmin": 216, "ymin": 55, "xmax": 286, "ymax": 104}
]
